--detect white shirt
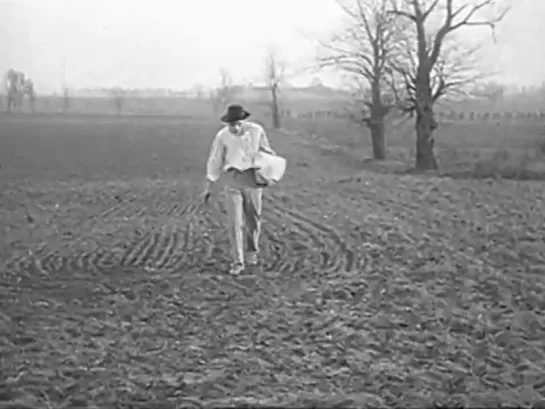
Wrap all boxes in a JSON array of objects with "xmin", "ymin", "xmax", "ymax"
[{"xmin": 206, "ymin": 121, "xmax": 275, "ymax": 182}]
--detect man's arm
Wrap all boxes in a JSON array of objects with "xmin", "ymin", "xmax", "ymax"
[
  {"xmin": 258, "ymin": 125, "xmax": 276, "ymax": 155},
  {"xmin": 206, "ymin": 131, "xmax": 225, "ymax": 184}
]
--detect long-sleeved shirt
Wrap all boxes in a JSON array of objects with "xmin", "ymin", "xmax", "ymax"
[{"xmin": 206, "ymin": 121, "xmax": 275, "ymax": 182}]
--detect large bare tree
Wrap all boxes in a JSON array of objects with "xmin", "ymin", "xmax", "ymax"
[
  {"xmin": 390, "ymin": 33, "xmax": 490, "ymax": 113},
  {"xmin": 317, "ymin": 0, "xmax": 400, "ymax": 160},
  {"xmin": 389, "ymin": 0, "xmax": 509, "ymax": 170},
  {"xmin": 265, "ymin": 46, "xmax": 287, "ymax": 129}
]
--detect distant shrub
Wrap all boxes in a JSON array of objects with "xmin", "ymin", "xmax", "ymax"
[{"xmin": 450, "ymin": 143, "xmax": 545, "ymax": 181}]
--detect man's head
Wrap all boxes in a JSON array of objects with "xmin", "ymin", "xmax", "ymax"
[
  {"xmin": 227, "ymin": 120, "xmax": 243, "ymax": 135},
  {"xmin": 220, "ymin": 104, "xmax": 251, "ymax": 135}
]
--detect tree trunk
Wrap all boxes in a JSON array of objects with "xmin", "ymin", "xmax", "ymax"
[
  {"xmin": 116, "ymin": 100, "xmax": 123, "ymax": 116},
  {"xmin": 415, "ymin": 107, "xmax": 438, "ymax": 170},
  {"xmin": 367, "ymin": 78, "xmax": 388, "ymax": 160},
  {"xmin": 414, "ymin": 68, "xmax": 438, "ymax": 170},
  {"xmin": 63, "ymin": 94, "xmax": 70, "ymax": 112},
  {"xmin": 271, "ymin": 86, "xmax": 281, "ymax": 129},
  {"xmin": 368, "ymin": 118, "xmax": 386, "ymax": 160}
]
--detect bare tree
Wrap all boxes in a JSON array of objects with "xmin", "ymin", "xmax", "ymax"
[
  {"xmin": 265, "ymin": 46, "xmax": 287, "ymax": 129},
  {"xmin": 389, "ymin": 0, "xmax": 509, "ymax": 170},
  {"xmin": 109, "ymin": 87, "xmax": 126, "ymax": 115},
  {"xmin": 209, "ymin": 68, "xmax": 237, "ymax": 115},
  {"xmin": 390, "ymin": 34, "xmax": 490, "ymax": 113},
  {"xmin": 5, "ymin": 69, "xmax": 34, "ymax": 113},
  {"xmin": 62, "ymin": 86, "xmax": 71, "ymax": 111},
  {"xmin": 317, "ymin": 0, "xmax": 400, "ymax": 160}
]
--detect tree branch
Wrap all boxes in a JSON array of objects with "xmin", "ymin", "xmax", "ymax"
[{"xmin": 318, "ymin": 0, "xmax": 403, "ymax": 123}]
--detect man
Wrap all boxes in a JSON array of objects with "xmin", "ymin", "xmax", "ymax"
[{"xmin": 202, "ymin": 104, "xmax": 276, "ymax": 275}]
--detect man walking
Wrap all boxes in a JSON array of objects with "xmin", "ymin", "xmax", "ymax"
[{"xmin": 202, "ymin": 104, "xmax": 276, "ymax": 275}]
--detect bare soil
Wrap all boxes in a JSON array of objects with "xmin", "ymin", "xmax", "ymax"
[{"xmin": 1, "ymin": 114, "xmax": 544, "ymax": 408}]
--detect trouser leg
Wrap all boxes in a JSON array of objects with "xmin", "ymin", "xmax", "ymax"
[
  {"xmin": 224, "ymin": 187, "xmax": 244, "ymax": 265},
  {"xmin": 242, "ymin": 188, "xmax": 262, "ymax": 253}
]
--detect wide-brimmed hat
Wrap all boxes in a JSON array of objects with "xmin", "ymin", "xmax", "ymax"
[{"xmin": 220, "ymin": 104, "xmax": 251, "ymax": 123}]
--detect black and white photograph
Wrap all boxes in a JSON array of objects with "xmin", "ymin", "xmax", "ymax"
[{"xmin": 1, "ymin": 0, "xmax": 544, "ymax": 407}]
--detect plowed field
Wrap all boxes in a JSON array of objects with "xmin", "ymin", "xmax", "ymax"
[{"xmin": 1, "ymin": 114, "xmax": 544, "ymax": 408}]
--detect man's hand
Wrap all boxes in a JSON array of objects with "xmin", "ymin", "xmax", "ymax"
[
  {"xmin": 201, "ymin": 180, "xmax": 213, "ymax": 205},
  {"xmin": 254, "ymin": 170, "xmax": 275, "ymax": 187}
]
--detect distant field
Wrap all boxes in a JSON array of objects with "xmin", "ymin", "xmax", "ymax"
[
  {"xmin": 2, "ymin": 95, "xmax": 349, "ymax": 118},
  {"xmin": 4, "ymin": 94, "xmax": 545, "ymax": 121},
  {"xmin": 1, "ymin": 113, "xmax": 544, "ymax": 408},
  {"xmin": 284, "ymin": 115, "xmax": 545, "ymax": 179}
]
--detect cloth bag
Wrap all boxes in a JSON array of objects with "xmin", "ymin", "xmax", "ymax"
[{"xmin": 252, "ymin": 150, "xmax": 287, "ymax": 187}]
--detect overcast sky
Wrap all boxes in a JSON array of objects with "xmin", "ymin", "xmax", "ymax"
[{"xmin": 1, "ymin": 0, "xmax": 543, "ymax": 93}]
